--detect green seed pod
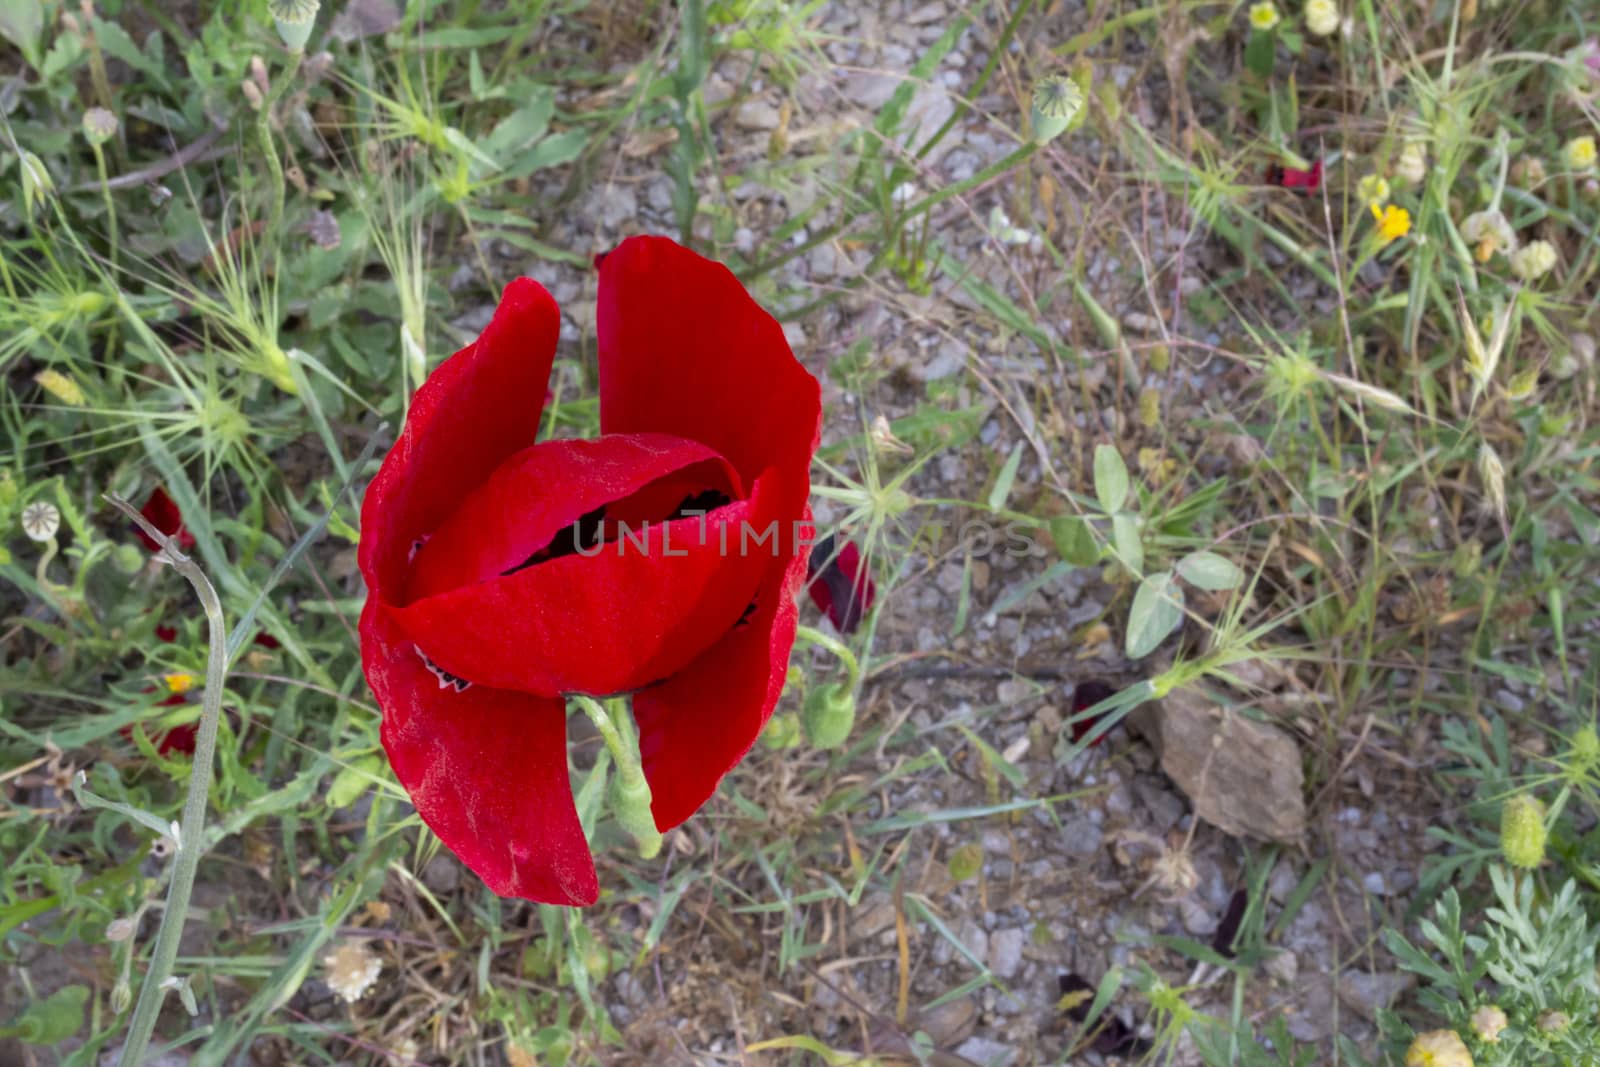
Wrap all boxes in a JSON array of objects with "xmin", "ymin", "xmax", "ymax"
[
  {"xmin": 1500, "ymin": 793, "xmax": 1546, "ymax": 869},
  {"xmin": 608, "ymin": 766, "xmax": 662, "ymax": 859},
  {"xmin": 1571, "ymin": 725, "xmax": 1600, "ymax": 769},
  {"xmin": 802, "ymin": 683, "xmax": 857, "ymax": 749},
  {"xmin": 1030, "ymin": 76, "xmax": 1085, "ymax": 144},
  {"xmin": 268, "ymin": 0, "xmax": 320, "ymax": 52},
  {"xmin": 113, "ymin": 542, "xmax": 146, "ymax": 575}
]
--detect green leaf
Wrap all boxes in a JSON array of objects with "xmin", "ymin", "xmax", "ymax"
[
  {"xmin": 1244, "ymin": 29, "xmax": 1276, "ymax": 80},
  {"xmin": 1093, "ymin": 444, "xmax": 1129, "ymax": 513},
  {"xmin": 1048, "ymin": 515, "xmax": 1099, "ymax": 566},
  {"xmin": 948, "ymin": 842, "xmax": 983, "ymax": 882},
  {"xmin": 479, "ymin": 91, "xmax": 554, "ymax": 164},
  {"xmin": 0, "ymin": 985, "xmax": 89, "ymax": 1045},
  {"xmin": 1126, "ymin": 570, "xmax": 1184, "ymax": 659},
  {"xmin": 325, "ymin": 756, "xmax": 383, "ymax": 809},
  {"xmin": 1176, "ymin": 550, "xmax": 1244, "ymax": 591},
  {"xmin": 988, "ymin": 442, "xmax": 1025, "ymax": 511},
  {"xmin": 1111, "ymin": 512, "xmax": 1143, "ymax": 575},
  {"xmin": 0, "ymin": 0, "xmax": 43, "ymax": 67}
]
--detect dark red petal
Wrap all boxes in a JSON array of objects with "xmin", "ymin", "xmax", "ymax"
[
  {"xmin": 138, "ymin": 488, "xmax": 195, "ymax": 551},
  {"xmin": 807, "ymin": 538, "xmax": 875, "ymax": 633},
  {"xmin": 404, "ymin": 433, "xmax": 739, "ymax": 602},
  {"xmin": 252, "ymin": 632, "xmax": 281, "ymax": 650},
  {"xmin": 629, "ymin": 506, "xmax": 812, "ymax": 830},
  {"xmin": 596, "ymin": 236, "xmax": 821, "ymax": 491},
  {"xmin": 1070, "ymin": 679, "xmax": 1118, "ymax": 746},
  {"xmin": 155, "ymin": 625, "xmax": 178, "ymax": 643},
  {"xmin": 361, "ymin": 600, "xmax": 597, "ymax": 904},
  {"xmin": 391, "ymin": 470, "xmax": 789, "ymax": 698},
  {"xmin": 359, "ymin": 278, "xmax": 560, "ymax": 601}
]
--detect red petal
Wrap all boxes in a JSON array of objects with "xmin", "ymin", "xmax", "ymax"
[
  {"xmin": 596, "ymin": 236, "xmax": 821, "ymax": 491},
  {"xmin": 361, "ymin": 600, "xmax": 597, "ymax": 904},
  {"xmin": 155, "ymin": 625, "xmax": 178, "ymax": 643},
  {"xmin": 359, "ymin": 278, "xmax": 560, "ymax": 601},
  {"xmin": 404, "ymin": 433, "xmax": 739, "ymax": 602},
  {"xmin": 391, "ymin": 470, "xmax": 790, "ymax": 698},
  {"xmin": 807, "ymin": 538, "xmax": 875, "ymax": 633},
  {"xmin": 1071, "ymin": 679, "xmax": 1118, "ymax": 747},
  {"xmin": 629, "ymin": 506, "xmax": 812, "ymax": 830},
  {"xmin": 138, "ymin": 488, "xmax": 195, "ymax": 551}
]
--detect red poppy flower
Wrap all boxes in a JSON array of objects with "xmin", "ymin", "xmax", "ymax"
[
  {"xmin": 806, "ymin": 535, "xmax": 875, "ymax": 633},
  {"xmin": 136, "ymin": 487, "xmax": 196, "ymax": 552},
  {"xmin": 358, "ymin": 236, "xmax": 821, "ymax": 906},
  {"xmin": 1266, "ymin": 159, "xmax": 1323, "ymax": 193},
  {"xmin": 122, "ymin": 691, "xmax": 198, "ymax": 756}
]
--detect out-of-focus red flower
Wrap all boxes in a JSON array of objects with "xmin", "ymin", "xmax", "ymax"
[
  {"xmin": 122, "ymin": 690, "xmax": 198, "ymax": 756},
  {"xmin": 1069, "ymin": 679, "xmax": 1119, "ymax": 746},
  {"xmin": 806, "ymin": 535, "xmax": 875, "ymax": 633},
  {"xmin": 1266, "ymin": 159, "xmax": 1323, "ymax": 194},
  {"xmin": 358, "ymin": 236, "xmax": 822, "ymax": 906},
  {"xmin": 136, "ymin": 487, "xmax": 196, "ymax": 552}
]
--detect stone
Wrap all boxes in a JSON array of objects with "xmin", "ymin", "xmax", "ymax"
[
  {"xmin": 734, "ymin": 98, "xmax": 782, "ymax": 130},
  {"xmin": 1129, "ymin": 686, "xmax": 1306, "ymax": 844},
  {"xmin": 954, "ymin": 1036, "xmax": 1016, "ymax": 1067},
  {"xmin": 1338, "ymin": 971, "xmax": 1416, "ymax": 1022},
  {"xmin": 988, "ymin": 927, "xmax": 1026, "ymax": 980}
]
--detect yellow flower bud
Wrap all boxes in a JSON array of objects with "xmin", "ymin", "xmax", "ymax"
[
  {"xmin": 1469, "ymin": 1005, "xmax": 1507, "ymax": 1043},
  {"xmin": 1563, "ymin": 135, "xmax": 1597, "ymax": 172},
  {"xmin": 1249, "ymin": 2, "xmax": 1281, "ymax": 30},
  {"xmin": 1404, "ymin": 1029, "xmax": 1473, "ymax": 1067},
  {"xmin": 1500, "ymin": 793, "xmax": 1546, "ymax": 869},
  {"xmin": 1304, "ymin": 0, "xmax": 1340, "ymax": 36}
]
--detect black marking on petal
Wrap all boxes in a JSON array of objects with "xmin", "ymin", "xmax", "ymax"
[
  {"xmin": 669, "ymin": 489, "xmax": 732, "ymax": 520},
  {"xmin": 502, "ymin": 506, "xmax": 606, "ymax": 575},
  {"xmin": 735, "ymin": 599, "xmax": 758, "ymax": 627},
  {"xmin": 414, "ymin": 645, "xmax": 472, "ymax": 693},
  {"xmin": 408, "ymin": 536, "xmax": 429, "ymax": 562}
]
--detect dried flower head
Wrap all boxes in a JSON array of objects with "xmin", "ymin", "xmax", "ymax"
[
  {"xmin": 1395, "ymin": 140, "xmax": 1427, "ymax": 184},
  {"xmin": 1511, "ymin": 155, "xmax": 1546, "ymax": 187},
  {"xmin": 1405, "ymin": 1030, "xmax": 1472, "ymax": 1067},
  {"xmin": 1460, "ymin": 210, "xmax": 1517, "ymax": 262},
  {"xmin": 81, "ymin": 107, "xmax": 119, "ymax": 146},
  {"xmin": 323, "ymin": 939, "xmax": 382, "ymax": 1003},
  {"xmin": 1510, "ymin": 239, "xmax": 1557, "ymax": 281},
  {"xmin": 1563, "ymin": 135, "xmax": 1597, "ymax": 171},
  {"xmin": 1469, "ymin": 1005, "xmax": 1507, "ymax": 1043},
  {"xmin": 1536, "ymin": 1009, "xmax": 1569, "ymax": 1032},
  {"xmin": 1249, "ymin": 2, "xmax": 1281, "ymax": 30},
  {"xmin": 1358, "ymin": 174, "xmax": 1391, "ymax": 206},
  {"xmin": 1477, "ymin": 444, "xmax": 1507, "ymax": 528},
  {"xmin": 22, "ymin": 501, "xmax": 61, "ymax": 542},
  {"xmin": 1304, "ymin": 0, "xmax": 1339, "ymax": 36}
]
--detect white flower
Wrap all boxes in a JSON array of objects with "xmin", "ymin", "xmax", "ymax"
[
  {"xmin": 1460, "ymin": 209, "xmax": 1517, "ymax": 259},
  {"xmin": 1395, "ymin": 141, "xmax": 1427, "ymax": 184},
  {"xmin": 323, "ymin": 940, "xmax": 383, "ymax": 1003},
  {"xmin": 988, "ymin": 206, "xmax": 1041, "ymax": 251},
  {"xmin": 891, "ymin": 182, "xmax": 918, "ymax": 206},
  {"xmin": 1510, "ymin": 239, "xmax": 1557, "ymax": 281}
]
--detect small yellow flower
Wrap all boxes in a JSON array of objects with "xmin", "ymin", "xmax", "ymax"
[
  {"xmin": 1249, "ymin": 1, "xmax": 1281, "ymax": 30},
  {"xmin": 1470, "ymin": 1005, "xmax": 1507, "ymax": 1043},
  {"xmin": 1304, "ymin": 0, "xmax": 1340, "ymax": 36},
  {"xmin": 1564, "ymin": 135, "xmax": 1597, "ymax": 171},
  {"xmin": 163, "ymin": 673, "xmax": 196, "ymax": 695},
  {"xmin": 1358, "ymin": 174, "xmax": 1391, "ymax": 206},
  {"xmin": 1405, "ymin": 1030, "xmax": 1473, "ymax": 1067},
  {"xmin": 34, "ymin": 369, "xmax": 86, "ymax": 407},
  {"xmin": 1510, "ymin": 239, "xmax": 1557, "ymax": 281},
  {"xmin": 1371, "ymin": 203, "xmax": 1411, "ymax": 243}
]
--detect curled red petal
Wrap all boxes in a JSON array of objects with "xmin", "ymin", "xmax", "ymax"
[
  {"xmin": 1070, "ymin": 679, "xmax": 1118, "ymax": 746},
  {"xmin": 404, "ymin": 433, "xmax": 739, "ymax": 602},
  {"xmin": 596, "ymin": 236, "xmax": 821, "ymax": 492},
  {"xmin": 362, "ymin": 600, "xmax": 597, "ymax": 904},
  {"xmin": 631, "ymin": 537, "xmax": 809, "ymax": 831},
  {"xmin": 359, "ymin": 277, "xmax": 560, "ymax": 602},
  {"xmin": 806, "ymin": 536, "xmax": 876, "ymax": 633},
  {"xmin": 391, "ymin": 471, "xmax": 792, "ymax": 698}
]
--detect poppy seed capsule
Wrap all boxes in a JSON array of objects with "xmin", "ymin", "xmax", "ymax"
[
  {"xmin": 803, "ymin": 683, "xmax": 857, "ymax": 749},
  {"xmin": 269, "ymin": 0, "xmax": 320, "ymax": 51},
  {"xmin": 607, "ymin": 767, "xmax": 662, "ymax": 859},
  {"xmin": 1500, "ymin": 793, "xmax": 1546, "ymax": 868},
  {"xmin": 1030, "ymin": 75, "xmax": 1085, "ymax": 144}
]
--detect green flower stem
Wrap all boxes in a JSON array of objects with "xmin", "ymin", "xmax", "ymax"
[
  {"xmin": 90, "ymin": 143, "xmax": 119, "ymax": 270},
  {"xmin": 574, "ymin": 696, "xmax": 661, "ymax": 858},
  {"xmin": 794, "ymin": 624, "xmax": 860, "ymax": 690},
  {"xmin": 105, "ymin": 494, "xmax": 229, "ymax": 1067},
  {"xmin": 257, "ymin": 49, "xmax": 303, "ymax": 247}
]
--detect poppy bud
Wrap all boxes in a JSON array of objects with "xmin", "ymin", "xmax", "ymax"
[
  {"xmin": 81, "ymin": 107, "xmax": 119, "ymax": 146},
  {"xmin": 1500, "ymin": 793, "xmax": 1546, "ymax": 869},
  {"xmin": 268, "ymin": 0, "xmax": 320, "ymax": 52},
  {"xmin": 761, "ymin": 711, "xmax": 802, "ymax": 750},
  {"xmin": 608, "ymin": 766, "xmax": 662, "ymax": 860},
  {"xmin": 803, "ymin": 683, "xmax": 857, "ymax": 749}
]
